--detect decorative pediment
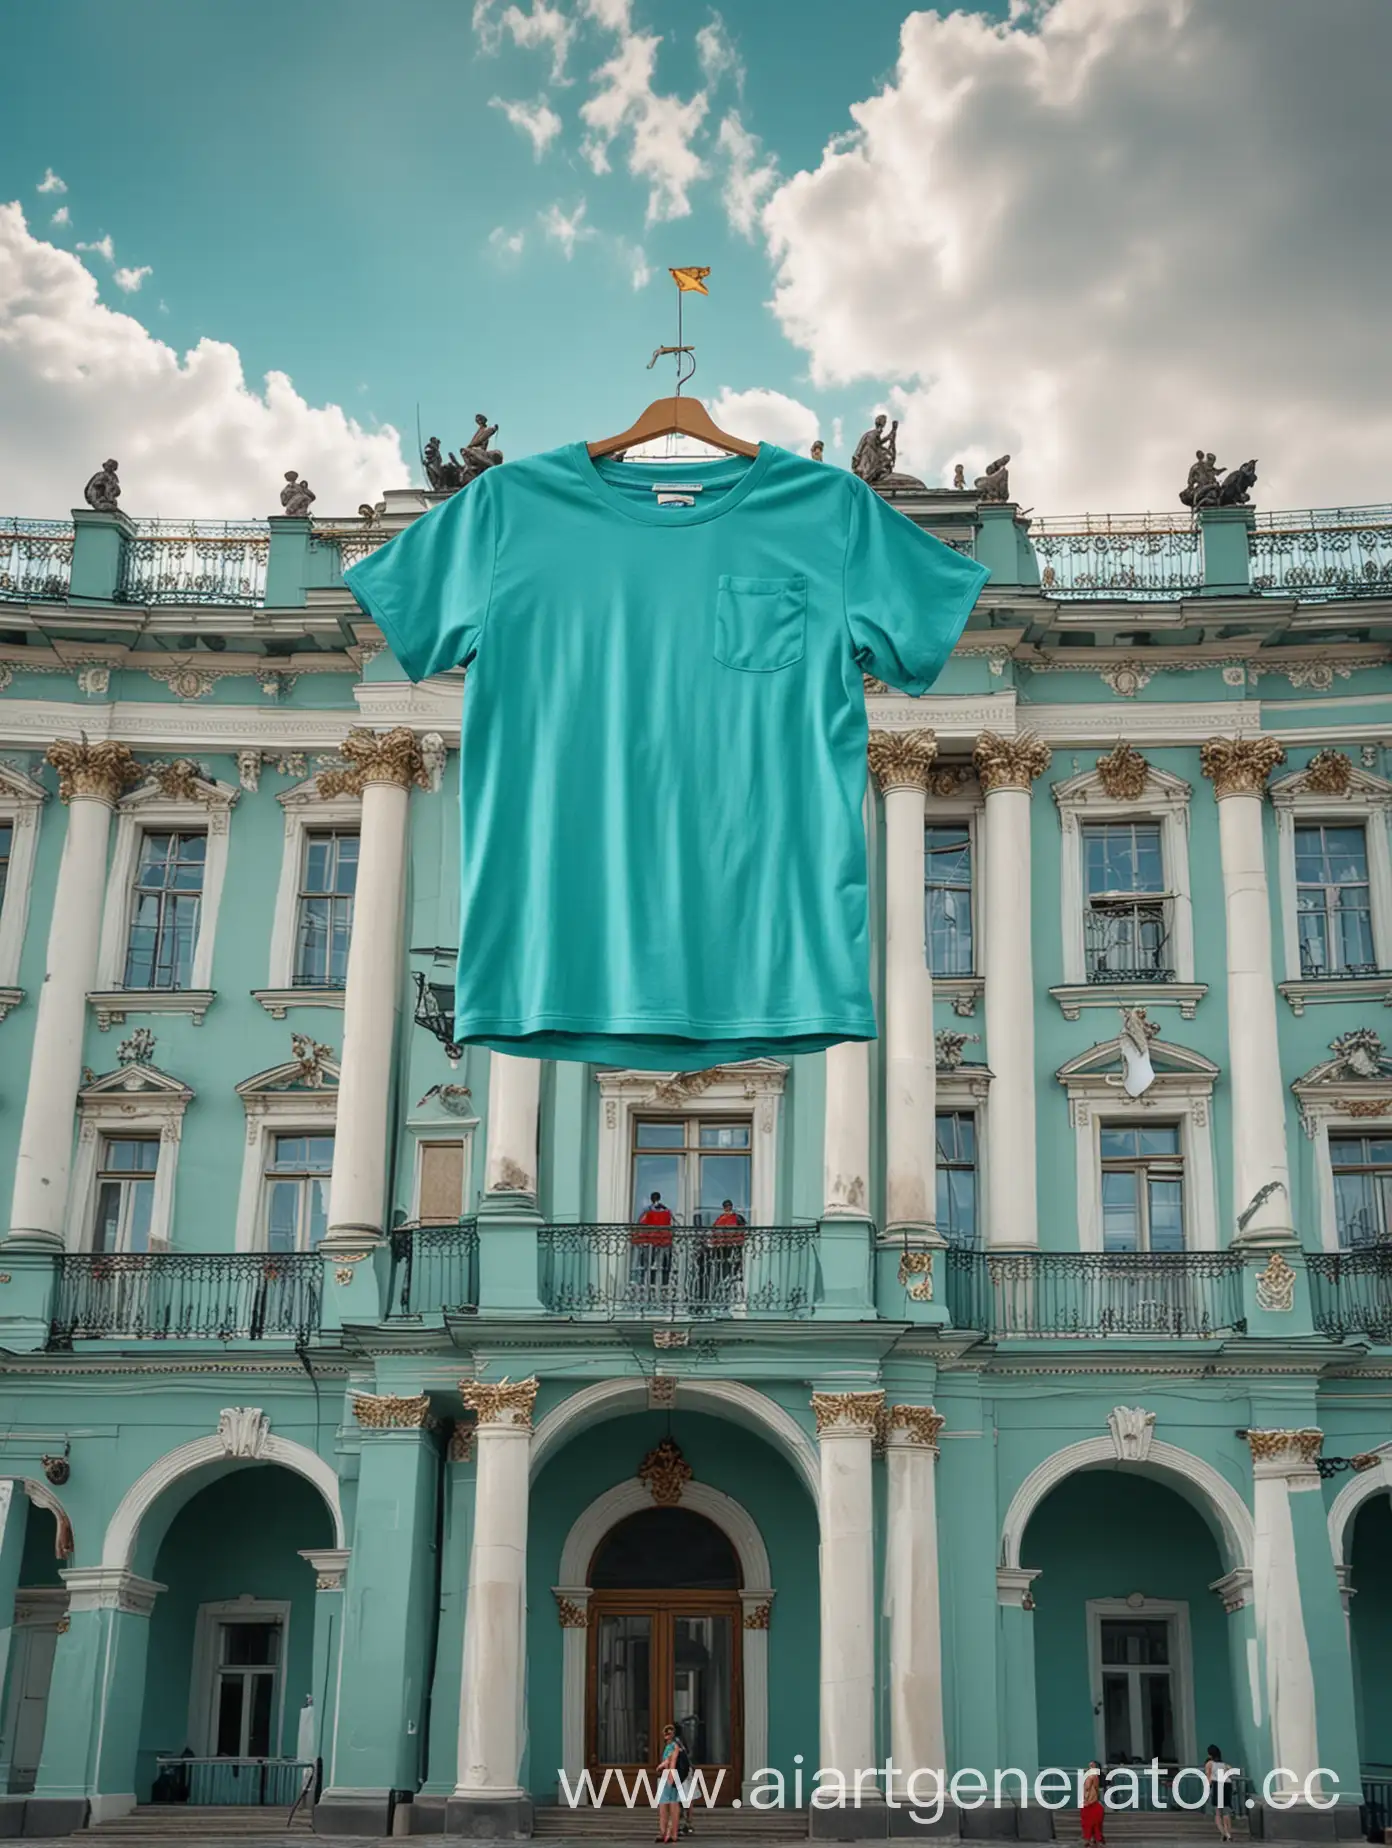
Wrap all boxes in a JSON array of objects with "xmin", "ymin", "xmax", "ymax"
[
  {"xmin": 121, "ymin": 762, "xmax": 239, "ymax": 826},
  {"xmin": 236, "ymin": 1033, "xmax": 340, "ymax": 1097},
  {"xmin": 1271, "ymin": 755, "xmax": 1392, "ymax": 810},
  {"xmin": 1053, "ymin": 751, "xmax": 1191, "ymax": 817},
  {"xmin": 78, "ymin": 1060, "xmax": 194, "ymax": 1105},
  {"xmin": 1292, "ymin": 1029, "xmax": 1392, "ymax": 1135},
  {"xmin": 598, "ymin": 1058, "xmax": 789, "ymax": 1110},
  {"xmin": 278, "ymin": 766, "xmax": 358, "ymax": 811},
  {"xmin": 1057, "ymin": 1036, "xmax": 1219, "ymax": 1084},
  {"xmin": 0, "ymin": 762, "xmax": 47, "ymax": 809}
]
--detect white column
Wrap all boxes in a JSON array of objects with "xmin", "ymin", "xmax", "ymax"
[
  {"xmin": 884, "ymin": 1405, "xmax": 946, "ymax": 1787},
  {"xmin": 868, "ymin": 732, "xmax": 939, "ymax": 1232},
  {"xmin": 823, "ymin": 1041, "xmax": 870, "ymax": 1217},
  {"xmin": 324, "ymin": 730, "xmax": 424, "ymax": 1246},
  {"xmin": 812, "ymin": 1390, "xmax": 882, "ymax": 1794},
  {"xmin": 455, "ymin": 1379, "xmax": 536, "ymax": 1801},
  {"xmin": 1247, "ymin": 1429, "xmax": 1322, "ymax": 1791},
  {"xmin": 974, "ymin": 732, "xmax": 1051, "ymax": 1249},
  {"xmin": 7, "ymin": 742, "xmax": 139, "ymax": 1246},
  {"xmin": 1202, "ymin": 738, "xmax": 1293, "ymax": 1241},
  {"xmin": 484, "ymin": 1053, "xmax": 542, "ymax": 1198}
]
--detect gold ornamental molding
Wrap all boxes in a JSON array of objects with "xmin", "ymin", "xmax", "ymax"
[
  {"xmin": 317, "ymin": 727, "xmax": 430, "ymax": 798},
  {"xmin": 638, "ymin": 1437, "xmax": 693, "ymax": 1507},
  {"xmin": 1253, "ymin": 1250, "xmax": 1297, "ymax": 1314},
  {"xmin": 811, "ymin": 1389, "xmax": 886, "ymax": 1436},
  {"xmin": 1095, "ymin": 741, "xmax": 1151, "ymax": 803},
  {"xmin": 973, "ymin": 730, "xmax": 1052, "ymax": 795},
  {"xmin": 459, "ymin": 1376, "xmax": 539, "ymax": 1428},
  {"xmin": 46, "ymin": 739, "xmax": 142, "ymax": 806},
  {"xmin": 742, "ymin": 1601, "xmax": 772, "ymax": 1631},
  {"xmin": 448, "ymin": 1422, "xmax": 475, "ymax": 1464},
  {"xmin": 1199, "ymin": 735, "xmax": 1286, "ymax": 800},
  {"xmin": 867, "ymin": 729, "xmax": 938, "ymax": 794},
  {"xmin": 1301, "ymin": 748, "xmax": 1355, "ymax": 797},
  {"xmin": 352, "ymin": 1391, "xmax": 434, "ymax": 1430},
  {"xmin": 897, "ymin": 1250, "xmax": 934, "ymax": 1301},
  {"xmin": 1245, "ymin": 1427, "xmax": 1323, "ymax": 1470},
  {"xmin": 554, "ymin": 1594, "xmax": 591, "ymax": 1629},
  {"xmin": 888, "ymin": 1404, "xmax": 945, "ymax": 1450}
]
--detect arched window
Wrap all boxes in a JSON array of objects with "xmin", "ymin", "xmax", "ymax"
[{"xmin": 589, "ymin": 1508, "xmax": 740, "ymax": 1590}]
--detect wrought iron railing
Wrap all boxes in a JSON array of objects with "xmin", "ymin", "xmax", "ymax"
[
  {"xmin": 1085, "ymin": 897, "xmax": 1174, "ymax": 982},
  {"xmin": 313, "ymin": 520, "xmax": 391, "ymax": 573},
  {"xmin": 117, "ymin": 519, "xmax": 270, "ymax": 606},
  {"xmin": 1252, "ymin": 505, "xmax": 1392, "ymax": 600},
  {"xmin": 1031, "ymin": 513, "xmax": 1203, "ymax": 599},
  {"xmin": 945, "ymin": 1249, "xmax": 1246, "ymax": 1339},
  {"xmin": 49, "ymin": 1252, "xmax": 322, "ymax": 1343},
  {"xmin": 152, "ymin": 1756, "xmax": 314, "ymax": 1808},
  {"xmin": 0, "ymin": 517, "xmax": 74, "ymax": 602},
  {"xmin": 388, "ymin": 1219, "xmax": 479, "ymax": 1315},
  {"xmin": 539, "ymin": 1224, "xmax": 818, "ymax": 1319},
  {"xmin": 1361, "ymin": 1773, "xmax": 1392, "ymax": 1842},
  {"xmin": 1307, "ymin": 1245, "xmax": 1392, "ymax": 1342}
]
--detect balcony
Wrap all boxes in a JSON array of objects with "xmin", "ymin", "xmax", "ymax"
[
  {"xmin": 0, "ymin": 517, "xmax": 74, "ymax": 602},
  {"xmin": 1031, "ymin": 513, "xmax": 1204, "ymax": 600},
  {"xmin": 117, "ymin": 519, "xmax": 270, "ymax": 606},
  {"xmin": 387, "ymin": 1219, "xmax": 479, "ymax": 1316},
  {"xmin": 944, "ymin": 1248, "xmax": 1247, "ymax": 1340},
  {"xmin": 1307, "ymin": 1245, "xmax": 1392, "ymax": 1343},
  {"xmin": 48, "ymin": 1252, "xmax": 322, "ymax": 1345},
  {"xmin": 539, "ymin": 1224, "xmax": 818, "ymax": 1320},
  {"xmin": 1085, "ymin": 897, "xmax": 1174, "ymax": 984}
]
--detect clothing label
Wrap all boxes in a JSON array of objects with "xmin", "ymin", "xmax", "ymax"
[
  {"xmin": 656, "ymin": 493, "xmax": 696, "ymax": 507},
  {"xmin": 651, "ymin": 482, "xmax": 705, "ymax": 493}
]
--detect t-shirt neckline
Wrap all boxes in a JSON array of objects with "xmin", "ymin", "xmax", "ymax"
[{"xmin": 569, "ymin": 439, "xmax": 773, "ymax": 526}]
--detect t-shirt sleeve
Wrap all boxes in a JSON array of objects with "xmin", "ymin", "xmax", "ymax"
[
  {"xmin": 344, "ymin": 473, "xmax": 499, "ymax": 682},
  {"xmin": 843, "ymin": 477, "xmax": 990, "ymax": 695}
]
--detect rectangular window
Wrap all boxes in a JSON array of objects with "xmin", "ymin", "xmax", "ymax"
[
  {"xmin": 1099, "ymin": 1124, "xmax": 1184, "ymax": 1252},
  {"xmin": 294, "ymin": 831, "xmax": 358, "ymax": 987},
  {"xmin": 0, "ymin": 819, "xmax": 12, "ymax": 918},
  {"xmin": 935, "ymin": 1111, "xmax": 977, "ymax": 1246},
  {"xmin": 263, "ymin": 1133, "xmax": 333, "ymax": 1251},
  {"xmin": 1083, "ymin": 821, "xmax": 1171, "ymax": 982},
  {"xmin": 92, "ymin": 1136, "xmax": 159, "ymax": 1253},
  {"xmin": 123, "ymin": 831, "xmax": 205, "ymax": 990},
  {"xmin": 1329, "ymin": 1133, "xmax": 1392, "ymax": 1247},
  {"xmin": 630, "ymin": 1117, "xmax": 752, "ymax": 1225},
  {"xmin": 925, "ymin": 825, "xmax": 973, "ymax": 975},
  {"xmin": 212, "ymin": 1620, "xmax": 281, "ymax": 1759},
  {"xmin": 1295, "ymin": 823, "xmax": 1375, "ymax": 977},
  {"xmin": 418, "ymin": 1141, "xmax": 465, "ymax": 1224}
]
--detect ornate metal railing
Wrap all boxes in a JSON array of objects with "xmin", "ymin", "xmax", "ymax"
[
  {"xmin": 1307, "ymin": 1245, "xmax": 1392, "ymax": 1342},
  {"xmin": 1252, "ymin": 505, "xmax": 1392, "ymax": 599},
  {"xmin": 1085, "ymin": 897, "xmax": 1174, "ymax": 982},
  {"xmin": 539, "ymin": 1224, "xmax": 818, "ymax": 1319},
  {"xmin": 0, "ymin": 517, "xmax": 74, "ymax": 602},
  {"xmin": 312, "ymin": 520, "xmax": 391, "ymax": 573},
  {"xmin": 49, "ymin": 1252, "xmax": 322, "ymax": 1344},
  {"xmin": 117, "ymin": 519, "xmax": 270, "ymax": 606},
  {"xmin": 945, "ymin": 1249, "xmax": 1246, "ymax": 1339},
  {"xmin": 387, "ymin": 1219, "xmax": 479, "ymax": 1315},
  {"xmin": 1031, "ymin": 513, "xmax": 1203, "ymax": 599},
  {"xmin": 153, "ymin": 1756, "xmax": 315, "ymax": 1808}
]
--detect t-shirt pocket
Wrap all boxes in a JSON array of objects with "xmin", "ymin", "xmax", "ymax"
[{"xmin": 714, "ymin": 574, "xmax": 807, "ymax": 673}]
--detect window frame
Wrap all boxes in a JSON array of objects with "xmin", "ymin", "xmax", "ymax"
[
  {"xmin": 934, "ymin": 1107, "xmax": 980, "ymax": 1247},
  {"xmin": 1325, "ymin": 1131, "xmax": 1392, "ymax": 1248},
  {"xmin": 1273, "ymin": 766, "xmax": 1392, "ymax": 1003},
  {"xmin": 628, "ymin": 1114, "xmax": 755, "ymax": 1226},
  {"xmin": 1098, "ymin": 1121, "xmax": 1186, "ymax": 1253},
  {"xmin": 261, "ymin": 1130, "xmax": 335, "ymax": 1253},
  {"xmin": 187, "ymin": 1599, "xmax": 291, "ymax": 1762},
  {"xmin": 1085, "ymin": 1599, "xmax": 1197, "ymax": 1772},
  {"xmin": 121, "ymin": 830, "xmax": 208, "ymax": 993},
  {"xmin": 292, "ymin": 829, "xmax": 359, "ymax": 991},
  {"xmin": 91, "ymin": 1133, "xmax": 162, "ymax": 1254},
  {"xmin": 1052, "ymin": 762, "xmax": 1200, "ymax": 1019},
  {"xmin": 257, "ymin": 779, "xmax": 361, "ymax": 1015},
  {"xmin": 234, "ymin": 1052, "xmax": 340, "ymax": 1252},
  {"xmin": 923, "ymin": 790, "xmax": 984, "ymax": 1015},
  {"xmin": 67, "ymin": 1065, "xmax": 192, "ymax": 1254},
  {"xmin": 0, "ymin": 765, "xmax": 47, "ymax": 1017}
]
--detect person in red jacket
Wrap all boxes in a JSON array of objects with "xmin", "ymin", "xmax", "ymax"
[
  {"xmin": 631, "ymin": 1192, "xmax": 674, "ymax": 1302},
  {"xmin": 700, "ymin": 1199, "xmax": 746, "ymax": 1309}
]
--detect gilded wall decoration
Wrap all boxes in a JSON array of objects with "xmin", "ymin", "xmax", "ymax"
[
  {"xmin": 743, "ymin": 1602, "xmax": 772, "ymax": 1630},
  {"xmin": 1095, "ymin": 741, "xmax": 1151, "ymax": 802},
  {"xmin": 352, "ymin": 1392, "xmax": 434, "ymax": 1429},
  {"xmin": 1246, "ymin": 1427, "xmax": 1323, "ymax": 1465},
  {"xmin": 1199, "ymin": 735, "xmax": 1287, "ymax": 800},
  {"xmin": 897, "ymin": 1250, "xmax": 934, "ymax": 1301},
  {"xmin": 316, "ymin": 727, "xmax": 430, "ymax": 797},
  {"xmin": 973, "ymin": 731, "xmax": 1052, "ymax": 794},
  {"xmin": 867, "ymin": 729, "xmax": 938, "ymax": 793},
  {"xmin": 888, "ymin": 1405, "xmax": 944, "ymax": 1449},
  {"xmin": 638, "ymin": 1437, "xmax": 693, "ymax": 1507},
  {"xmin": 459, "ymin": 1377, "xmax": 539, "ymax": 1427},
  {"xmin": 1302, "ymin": 749, "xmax": 1354, "ymax": 797},
  {"xmin": 1253, "ymin": 1250, "xmax": 1297, "ymax": 1314},
  {"xmin": 811, "ymin": 1389, "xmax": 886, "ymax": 1436},
  {"xmin": 46, "ymin": 738, "xmax": 141, "ymax": 805}
]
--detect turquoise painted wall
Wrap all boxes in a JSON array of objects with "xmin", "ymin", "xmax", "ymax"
[
  {"xmin": 138, "ymin": 1467, "xmax": 332, "ymax": 1798},
  {"xmin": 1022, "ymin": 1471, "xmax": 1238, "ymax": 1773},
  {"xmin": 524, "ymin": 1409, "xmax": 818, "ymax": 1801},
  {"xmin": 1350, "ymin": 1494, "xmax": 1392, "ymax": 1772}
]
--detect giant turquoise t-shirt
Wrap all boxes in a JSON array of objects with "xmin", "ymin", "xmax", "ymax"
[{"xmin": 346, "ymin": 442, "xmax": 988, "ymax": 1069}]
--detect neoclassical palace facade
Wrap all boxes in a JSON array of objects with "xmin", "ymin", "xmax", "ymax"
[{"xmin": 0, "ymin": 486, "xmax": 1388, "ymax": 1839}]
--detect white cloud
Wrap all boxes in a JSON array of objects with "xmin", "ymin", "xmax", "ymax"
[
  {"xmin": 77, "ymin": 233, "xmax": 114, "ymax": 263},
  {"xmin": 761, "ymin": 0, "xmax": 1392, "ymax": 512},
  {"xmin": 695, "ymin": 16, "xmax": 739, "ymax": 87},
  {"xmin": 539, "ymin": 198, "xmax": 597, "ymax": 259},
  {"xmin": 474, "ymin": 0, "xmax": 575, "ymax": 78},
  {"xmin": 716, "ymin": 111, "xmax": 776, "ymax": 239},
  {"xmin": 113, "ymin": 265, "xmax": 152, "ymax": 293},
  {"xmin": 0, "ymin": 203, "xmax": 408, "ymax": 518},
  {"xmin": 580, "ymin": 30, "xmax": 708, "ymax": 223},
  {"xmin": 615, "ymin": 237, "xmax": 651, "ymax": 289},
  {"xmin": 488, "ymin": 225, "xmax": 527, "ymax": 262},
  {"xmin": 50, "ymin": 206, "xmax": 70, "ymax": 227},
  {"xmin": 491, "ymin": 94, "xmax": 564, "ymax": 158},
  {"xmin": 709, "ymin": 386, "xmax": 819, "ymax": 455},
  {"xmin": 581, "ymin": 0, "xmax": 631, "ymax": 32},
  {"xmin": 36, "ymin": 169, "xmax": 67, "ymax": 195}
]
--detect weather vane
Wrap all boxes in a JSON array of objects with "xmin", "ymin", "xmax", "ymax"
[{"xmin": 647, "ymin": 267, "xmax": 710, "ymax": 396}]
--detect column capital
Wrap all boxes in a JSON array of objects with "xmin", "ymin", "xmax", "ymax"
[
  {"xmin": 352, "ymin": 1391, "xmax": 437, "ymax": 1430},
  {"xmin": 886, "ymin": 1403, "xmax": 944, "ymax": 1451},
  {"xmin": 60, "ymin": 1565, "xmax": 166, "ymax": 1616},
  {"xmin": 974, "ymin": 729, "xmax": 1051, "ymax": 795},
  {"xmin": 460, "ymin": 1376, "xmax": 539, "ymax": 1428},
  {"xmin": 867, "ymin": 728, "xmax": 937, "ymax": 794},
  {"xmin": 1246, "ymin": 1426, "xmax": 1323, "ymax": 1479},
  {"xmin": 1200, "ymin": 734, "xmax": 1286, "ymax": 799},
  {"xmin": 811, "ymin": 1387, "xmax": 885, "ymax": 1437},
  {"xmin": 318, "ymin": 726, "xmax": 430, "ymax": 797},
  {"xmin": 298, "ymin": 1547, "xmax": 351, "ymax": 1591},
  {"xmin": 45, "ymin": 738, "xmax": 142, "ymax": 806}
]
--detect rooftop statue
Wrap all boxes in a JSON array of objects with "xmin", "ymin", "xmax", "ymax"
[
  {"xmin": 811, "ymin": 440, "xmax": 824, "ymax": 462},
  {"xmin": 423, "ymin": 416, "xmax": 504, "ymax": 494},
  {"xmin": 953, "ymin": 464, "xmax": 966, "ymax": 490},
  {"xmin": 975, "ymin": 454, "xmax": 1011, "ymax": 502},
  {"xmin": 1219, "ymin": 458, "xmax": 1258, "ymax": 506},
  {"xmin": 1179, "ymin": 450, "xmax": 1258, "ymax": 510},
  {"xmin": 851, "ymin": 413, "xmax": 926, "ymax": 492},
  {"xmin": 279, "ymin": 471, "xmax": 316, "ymax": 518},
  {"xmin": 83, "ymin": 458, "xmax": 121, "ymax": 512}
]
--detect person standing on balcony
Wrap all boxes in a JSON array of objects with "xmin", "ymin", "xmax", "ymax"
[
  {"xmin": 700, "ymin": 1199, "xmax": 746, "ymax": 1309},
  {"xmin": 632, "ymin": 1192, "xmax": 675, "ymax": 1303},
  {"xmin": 1080, "ymin": 1761, "xmax": 1106, "ymax": 1845}
]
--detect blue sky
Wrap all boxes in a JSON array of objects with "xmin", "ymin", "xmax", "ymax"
[{"xmin": 2, "ymin": 0, "xmax": 1390, "ymax": 517}]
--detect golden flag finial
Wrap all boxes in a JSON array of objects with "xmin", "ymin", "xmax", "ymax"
[{"xmin": 669, "ymin": 266, "xmax": 710, "ymax": 295}]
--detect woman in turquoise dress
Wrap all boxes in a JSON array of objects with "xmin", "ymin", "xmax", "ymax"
[{"xmin": 654, "ymin": 1722, "xmax": 682, "ymax": 1843}]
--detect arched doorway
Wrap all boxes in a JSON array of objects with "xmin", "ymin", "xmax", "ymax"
[{"xmin": 586, "ymin": 1507, "xmax": 742, "ymax": 1803}]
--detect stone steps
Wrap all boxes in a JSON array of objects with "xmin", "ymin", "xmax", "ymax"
[
  {"xmin": 86, "ymin": 1807, "xmax": 313, "ymax": 1837},
  {"xmin": 533, "ymin": 1805, "xmax": 810, "ymax": 1837},
  {"xmin": 1053, "ymin": 1813, "xmax": 1247, "ymax": 1841}
]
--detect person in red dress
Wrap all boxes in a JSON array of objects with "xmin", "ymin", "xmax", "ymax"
[
  {"xmin": 1080, "ymin": 1762, "xmax": 1106, "ymax": 1845},
  {"xmin": 631, "ymin": 1192, "xmax": 674, "ymax": 1300}
]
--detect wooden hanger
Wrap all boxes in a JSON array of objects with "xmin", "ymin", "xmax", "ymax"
[{"xmin": 587, "ymin": 392, "xmax": 758, "ymax": 460}]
